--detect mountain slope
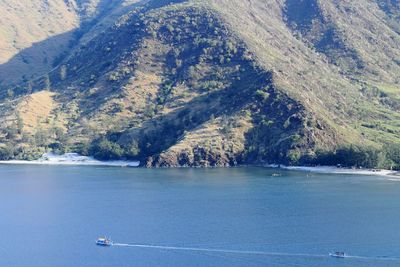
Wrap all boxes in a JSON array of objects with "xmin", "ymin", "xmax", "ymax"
[
  {"xmin": 0, "ymin": 0, "xmax": 400, "ymax": 168},
  {"xmin": 208, "ymin": 0, "xmax": 400, "ymax": 144},
  {"xmin": 0, "ymin": 0, "xmax": 141, "ymax": 87},
  {"xmin": 0, "ymin": 0, "xmax": 79, "ymax": 86}
]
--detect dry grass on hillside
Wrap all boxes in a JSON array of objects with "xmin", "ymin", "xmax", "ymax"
[{"xmin": 17, "ymin": 91, "xmax": 58, "ymax": 133}]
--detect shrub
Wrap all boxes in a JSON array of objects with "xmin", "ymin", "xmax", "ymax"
[
  {"xmin": 310, "ymin": 145, "xmax": 398, "ymax": 169},
  {"xmin": 255, "ymin": 90, "xmax": 270, "ymax": 102},
  {"xmin": 4, "ymin": 127, "xmax": 18, "ymax": 139},
  {"xmin": 0, "ymin": 145, "xmax": 13, "ymax": 160},
  {"xmin": 108, "ymin": 72, "xmax": 120, "ymax": 82},
  {"xmin": 89, "ymin": 138, "xmax": 124, "ymax": 160},
  {"xmin": 124, "ymin": 141, "xmax": 140, "ymax": 158}
]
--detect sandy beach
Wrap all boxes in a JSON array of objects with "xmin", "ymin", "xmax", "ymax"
[
  {"xmin": 267, "ymin": 165, "xmax": 399, "ymax": 177},
  {"xmin": 0, "ymin": 153, "xmax": 140, "ymax": 167}
]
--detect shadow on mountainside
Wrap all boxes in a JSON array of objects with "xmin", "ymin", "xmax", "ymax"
[
  {"xmin": 0, "ymin": 0, "xmax": 152, "ymax": 95},
  {"xmin": 0, "ymin": 30, "xmax": 77, "ymax": 92},
  {"xmin": 0, "ymin": 0, "xmax": 189, "ymax": 98}
]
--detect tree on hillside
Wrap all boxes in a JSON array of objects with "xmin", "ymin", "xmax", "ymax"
[
  {"xmin": 34, "ymin": 128, "xmax": 49, "ymax": 147},
  {"xmin": 89, "ymin": 138, "xmax": 123, "ymax": 160},
  {"xmin": 44, "ymin": 75, "xmax": 51, "ymax": 91},
  {"xmin": 16, "ymin": 113, "xmax": 24, "ymax": 134},
  {"xmin": 0, "ymin": 145, "xmax": 13, "ymax": 160},
  {"xmin": 7, "ymin": 88, "xmax": 14, "ymax": 99},
  {"xmin": 60, "ymin": 65, "xmax": 67, "ymax": 81},
  {"xmin": 27, "ymin": 80, "xmax": 33, "ymax": 94}
]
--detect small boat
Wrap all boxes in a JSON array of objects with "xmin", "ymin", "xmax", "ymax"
[
  {"xmin": 96, "ymin": 237, "xmax": 113, "ymax": 247},
  {"xmin": 329, "ymin": 252, "xmax": 346, "ymax": 258}
]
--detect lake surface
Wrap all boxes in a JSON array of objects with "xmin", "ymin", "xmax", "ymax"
[{"xmin": 1, "ymin": 165, "xmax": 400, "ymax": 266}]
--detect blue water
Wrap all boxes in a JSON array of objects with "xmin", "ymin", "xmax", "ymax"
[{"xmin": 0, "ymin": 165, "xmax": 400, "ymax": 266}]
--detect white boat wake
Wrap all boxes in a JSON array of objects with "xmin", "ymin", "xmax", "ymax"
[
  {"xmin": 111, "ymin": 243, "xmax": 400, "ymax": 261},
  {"xmin": 344, "ymin": 255, "xmax": 400, "ymax": 261},
  {"xmin": 112, "ymin": 243, "xmax": 325, "ymax": 257}
]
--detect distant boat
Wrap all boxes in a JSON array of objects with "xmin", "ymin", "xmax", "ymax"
[
  {"xmin": 329, "ymin": 251, "xmax": 346, "ymax": 258},
  {"xmin": 96, "ymin": 237, "xmax": 113, "ymax": 247}
]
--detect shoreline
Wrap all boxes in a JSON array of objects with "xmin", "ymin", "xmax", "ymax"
[
  {"xmin": 0, "ymin": 160, "xmax": 140, "ymax": 167},
  {"xmin": 0, "ymin": 154, "xmax": 398, "ymax": 177},
  {"xmin": 0, "ymin": 153, "xmax": 140, "ymax": 167},
  {"xmin": 267, "ymin": 164, "xmax": 399, "ymax": 177}
]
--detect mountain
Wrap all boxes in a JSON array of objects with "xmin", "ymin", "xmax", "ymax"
[
  {"xmin": 0, "ymin": 0, "xmax": 141, "ymax": 86},
  {"xmin": 0, "ymin": 0, "xmax": 399, "ymax": 168}
]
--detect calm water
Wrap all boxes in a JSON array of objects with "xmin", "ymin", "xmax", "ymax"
[{"xmin": 1, "ymin": 165, "xmax": 400, "ymax": 266}]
